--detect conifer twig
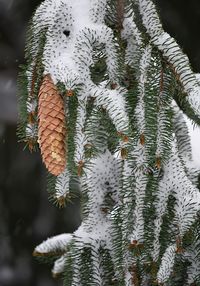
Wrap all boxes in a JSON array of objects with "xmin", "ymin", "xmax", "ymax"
[{"xmin": 116, "ymin": 0, "xmax": 125, "ymax": 30}]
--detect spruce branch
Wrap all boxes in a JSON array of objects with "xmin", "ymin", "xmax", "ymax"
[
  {"xmin": 137, "ymin": 0, "xmax": 200, "ymax": 121},
  {"xmin": 18, "ymin": 0, "xmax": 200, "ymax": 285}
]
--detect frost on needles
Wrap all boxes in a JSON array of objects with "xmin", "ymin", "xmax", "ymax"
[{"xmin": 18, "ymin": 0, "xmax": 200, "ymax": 285}]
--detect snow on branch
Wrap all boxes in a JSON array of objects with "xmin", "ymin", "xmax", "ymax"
[
  {"xmin": 130, "ymin": 144, "xmax": 148, "ymax": 244},
  {"xmin": 25, "ymin": 123, "xmax": 38, "ymax": 140},
  {"xmin": 152, "ymin": 137, "xmax": 200, "ymax": 262},
  {"xmin": 152, "ymin": 170, "xmax": 173, "ymax": 261},
  {"xmin": 74, "ymin": 94, "xmax": 88, "ymax": 165},
  {"xmin": 85, "ymin": 150, "xmax": 121, "ymax": 222},
  {"xmin": 155, "ymin": 71, "xmax": 173, "ymax": 161},
  {"xmin": 173, "ymin": 104, "xmax": 199, "ymax": 184},
  {"xmin": 122, "ymin": 15, "xmax": 143, "ymax": 47},
  {"xmin": 52, "ymin": 254, "xmax": 68, "ymax": 277},
  {"xmin": 33, "ymin": 233, "xmax": 72, "ymax": 256},
  {"xmin": 138, "ymin": 0, "xmax": 200, "ymax": 118},
  {"xmin": 137, "ymin": 0, "xmax": 163, "ymax": 37},
  {"xmin": 90, "ymin": 0, "xmax": 108, "ymax": 23},
  {"xmin": 173, "ymin": 105, "xmax": 193, "ymax": 161},
  {"xmin": 23, "ymin": 0, "xmax": 200, "ymax": 284},
  {"xmin": 55, "ymin": 169, "xmax": 70, "ymax": 206},
  {"xmin": 93, "ymin": 84, "xmax": 129, "ymax": 134},
  {"xmin": 185, "ymin": 244, "xmax": 200, "ymax": 284},
  {"xmin": 130, "ymin": 166, "xmax": 147, "ymax": 244},
  {"xmin": 135, "ymin": 44, "xmax": 152, "ymax": 134},
  {"xmin": 121, "ymin": 13, "xmax": 143, "ymax": 66},
  {"xmin": 129, "ymin": 45, "xmax": 152, "ymax": 243},
  {"xmin": 162, "ymin": 144, "xmax": 200, "ymax": 237},
  {"xmin": 38, "ymin": 1, "xmax": 119, "ymax": 88},
  {"xmin": 157, "ymin": 244, "xmax": 176, "ymax": 284}
]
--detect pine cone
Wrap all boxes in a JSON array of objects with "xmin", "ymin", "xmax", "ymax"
[{"xmin": 38, "ymin": 74, "xmax": 66, "ymax": 176}]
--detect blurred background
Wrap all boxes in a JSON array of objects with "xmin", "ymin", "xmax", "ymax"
[{"xmin": 0, "ymin": 0, "xmax": 200, "ymax": 285}]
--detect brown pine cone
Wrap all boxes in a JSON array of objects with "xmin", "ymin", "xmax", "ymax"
[{"xmin": 38, "ymin": 74, "xmax": 66, "ymax": 176}]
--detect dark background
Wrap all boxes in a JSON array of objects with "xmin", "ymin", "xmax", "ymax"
[{"xmin": 0, "ymin": 0, "xmax": 200, "ymax": 285}]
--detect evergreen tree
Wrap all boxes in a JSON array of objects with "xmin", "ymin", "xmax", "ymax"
[{"xmin": 18, "ymin": 0, "xmax": 200, "ymax": 285}]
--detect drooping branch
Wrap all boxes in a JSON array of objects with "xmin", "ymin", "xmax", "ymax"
[{"xmin": 18, "ymin": 1, "xmax": 200, "ymax": 285}]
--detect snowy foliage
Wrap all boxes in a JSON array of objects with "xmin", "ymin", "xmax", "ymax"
[
  {"xmin": 18, "ymin": 0, "xmax": 200, "ymax": 285},
  {"xmin": 34, "ymin": 233, "xmax": 72, "ymax": 255},
  {"xmin": 55, "ymin": 169, "xmax": 70, "ymax": 204},
  {"xmin": 157, "ymin": 244, "xmax": 176, "ymax": 283}
]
